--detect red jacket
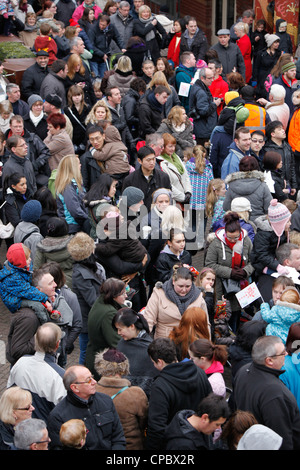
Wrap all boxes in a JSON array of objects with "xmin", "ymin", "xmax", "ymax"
[
  {"xmin": 209, "ymin": 75, "xmax": 229, "ymax": 115},
  {"xmin": 34, "ymin": 36, "xmax": 58, "ymax": 65}
]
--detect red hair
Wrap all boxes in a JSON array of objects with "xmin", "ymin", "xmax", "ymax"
[{"xmin": 46, "ymin": 112, "xmax": 66, "ymax": 129}]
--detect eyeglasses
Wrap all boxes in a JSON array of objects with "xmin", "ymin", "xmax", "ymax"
[
  {"xmin": 15, "ymin": 404, "xmax": 33, "ymax": 411},
  {"xmin": 269, "ymin": 348, "xmax": 287, "ymax": 358},
  {"xmin": 35, "ymin": 438, "xmax": 51, "ymax": 444},
  {"xmin": 251, "ymin": 139, "xmax": 264, "ymax": 144},
  {"xmin": 74, "ymin": 375, "xmax": 95, "ymax": 385},
  {"xmin": 226, "ymin": 235, "xmax": 240, "ymax": 241}
]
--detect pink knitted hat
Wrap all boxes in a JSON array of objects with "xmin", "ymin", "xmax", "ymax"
[{"xmin": 268, "ymin": 199, "xmax": 291, "ymax": 237}]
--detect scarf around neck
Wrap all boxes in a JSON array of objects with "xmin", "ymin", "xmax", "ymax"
[
  {"xmin": 224, "ymin": 231, "xmax": 244, "ymax": 268},
  {"xmin": 161, "ymin": 152, "xmax": 184, "ymax": 175},
  {"xmin": 162, "ymin": 277, "xmax": 200, "ymax": 316},
  {"xmin": 139, "ymin": 16, "xmax": 155, "ymax": 41}
]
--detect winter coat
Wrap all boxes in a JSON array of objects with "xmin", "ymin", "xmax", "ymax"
[
  {"xmin": 20, "ymin": 62, "xmax": 49, "ymax": 102},
  {"xmin": 236, "ymin": 33, "xmax": 252, "ymax": 83},
  {"xmin": 189, "ymin": 78, "xmax": 218, "ymax": 139},
  {"xmin": 107, "ymin": 71, "xmax": 135, "ymax": 99},
  {"xmin": 250, "ymin": 214, "xmax": 288, "ymax": 275},
  {"xmin": 185, "ymin": 159, "xmax": 213, "ymax": 210},
  {"xmin": 33, "ymin": 235, "xmax": 74, "ymax": 288},
  {"xmin": 47, "ymin": 390, "xmax": 126, "ymax": 450},
  {"xmin": 0, "ymin": 260, "xmax": 48, "ymax": 313},
  {"xmin": 273, "ymin": 74, "xmax": 298, "ymax": 117},
  {"xmin": 2, "ymin": 153, "xmax": 37, "ymax": 198},
  {"xmin": 85, "ymin": 294, "xmax": 122, "ymax": 381},
  {"xmin": 145, "ymin": 85, "xmax": 181, "ymax": 119},
  {"xmin": 121, "ymin": 87, "xmax": 142, "ymax": 137},
  {"xmin": 64, "ymin": 103, "xmax": 89, "ymax": 148},
  {"xmin": 56, "ymin": 180, "xmax": 88, "ymax": 234},
  {"xmin": 6, "ymin": 306, "xmax": 40, "ymax": 365},
  {"xmin": 261, "ymin": 300, "xmax": 300, "ymax": 344},
  {"xmin": 174, "ymin": 64, "xmax": 195, "ymax": 112},
  {"xmin": 154, "ymin": 245, "xmax": 192, "ymax": 283},
  {"xmin": 53, "ymin": 0, "xmax": 76, "ymax": 27},
  {"xmin": 116, "ymin": 332, "xmax": 157, "ymax": 398},
  {"xmin": 88, "ymin": 21, "xmax": 124, "ymax": 62},
  {"xmin": 123, "ymin": 42, "xmax": 147, "ymax": 77},
  {"xmin": 223, "ymin": 170, "xmax": 273, "ymax": 221},
  {"xmin": 275, "ymin": 19, "xmax": 293, "ymax": 54},
  {"xmin": 205, "ymin": 360, "xmax": 226, "ymax": 397},
  {"xmin": 212, "ymin": 216, "xmax": 256, "ymax": 243},
  {"xmin": 265, "ymin": 100, "xmax": 290, "ymax": 131},
  {"xmin": 263, "ymin": 168, "xmax": 288, "ymax": 202},
  {"xmin": 143, "ymin": 281, "xmax": 208, "ymax": 339},
  {"xmin": 7, "ymin": 351, "xmax": 66, "ymax": 422},
  {"xmin": 288, "ymin": 98, "xmax": 300, "ymax": 152},
  {"xmin": 23, "ymin": 112, "xmax": 48, "ymax": 141},
  {"xmin": 156, "ymin": 154, "xmax": 192, "ymax": 203},
  {"xmin": 109, "ymin": 11, "xmax": 134, "ymax": 53},
  {"xmin": 72, "ymin": 3, "xmax": 102, "ymax": 22},
  {"xmin": 209, "ymin": 125, "xmax": 233, "ymax": 178},
  {"xmin": 95, "ymin": 376, "xmax": 148, "ymax": 450},
  {"xmin": 122, "ymin": 166, "xmax": 171, "ymax": 211},
  {"xmin": 3, "ymin": 188, "xmax": 29, "ymax": 228},
  {"xmin": 146, "ymin": 360, "xmax": 212, "ymax": 450},
  {"xmin": 132, "ymin": 17, "xmax": 167, "ymax": 64},
  {"xmin": 138, "ymin": 91, "xmax": 166, "ymax": 138},
  {"xmin": 80, "ymin": 149, "xmax": 103, "ymax": 193},
  {"xmin": 65, "ymin": 70, "xmax": 96, "ymax": 108},
  {"xmin": 0, "ymin": 421, "xmax": 15, "ymax": 450},
  {"xmin": 44, "ymin": 129, "xmax": 75, "ymax": 171},
  {"xmin": 90, "ymin": 125, "xmax": 131, "ymax": 177},
  {"xmin": 252, "ymin": 48, "xmax": 281, "ymax": 98},
  {"xmin": 180, "ymin": 27, "xmax": 208, "ymax": 61},
  {"xmin": 280, "ymin": 354, "xmax": 300, "ymax": 410},
  {"xmin": 164, "ymin": 409, "xmax": 213, "ymax": 451},
  {"xmin": 40, "ymin": 70, "xmax": 67, "ymax": 108},
  {"xmin": 233, "ymin": 361, "xmax": 300, "ymax": 450},
  {"xmin": 13, "ymin": 221, "xmax": 43, "ymax": 261},
  {"xmin": 205, "ymin": 228, "xmax": 254, "ymax": 311},
  {"xmin": 263, "ymin": 138, "xmax": 297, "ymax": 190},
  {"xmin": 220, "ymin": 141, "xmax": 251, "ymax": 180},
  {"xmin": 71, "ymin": 262, "xmax": 106, "ymax": 334},
  {"xmin": 157, "ymin": 118, "xmax": 194, "ymax": 160},
  {"xmin": 210, "ymin": 41, "xmax": 246, "ymax": 79}
]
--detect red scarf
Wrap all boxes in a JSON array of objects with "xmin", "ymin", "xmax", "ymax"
[
  {"xmin": 167, "ymin": 32, "xmax": 181, "ymax": 68},
  {"xmin": 224, "ymin": 232, "xmax": 244, "ymax": 269}
]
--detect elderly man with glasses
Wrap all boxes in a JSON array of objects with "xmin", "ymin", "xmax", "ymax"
[
  {"xmin": 47, "ymin": 365, "xmax": 126, "ymax": 450},
  {"xmin": 232, "ymin": 335, "xmax": 300, "ymax": 450}
]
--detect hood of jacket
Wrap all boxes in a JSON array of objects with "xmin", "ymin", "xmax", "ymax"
[
  {"xmin": 225, "ymin": 169, "xmax": 265, "ymax": 185},
  {"xmin": 159, "ymin": 360, "xmax": 206, "ymax": 394},
  {"xmin": 254, "ymin": 214, "xmax": 273, "ymax": 231},
  {"xmin": 36, "ymin": 235, "xmax": 73, "ymax": 253},
  {"xmin": 15, "ymin": 221, "xmax": 40, "ymax": 238},
  {"xmin": 103, "ymin": 124, "xmax": 123, "ymax": 143}
]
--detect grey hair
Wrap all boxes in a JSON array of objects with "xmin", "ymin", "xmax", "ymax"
[
  {"xmin": 275, "ymin": 243, "xmax": 299, "ymax": 265},
  {"xmin": 251, "ymin": 336, "xmax": 283, "ymax": 365},
  {"xmin": 70, "ymin": 36, "xmax": 84, "ymax": 49},
  {"xmin": 119, "ymin": 1, "xmax": 130, "ymax": 7},
  {"xmin": 6, "ymin": 83, "xmax": 20, "ymax": 94},
  {"xmin": 14, "ymin": 419, "xmax": 47, "ymax": 450},
  {"xmin": 199, "ymin": 67, "xmax": 209, "ymax": 79},
  {"xmin": 269, "ymin": 84, "xmax": 286, "ymax": 101}
]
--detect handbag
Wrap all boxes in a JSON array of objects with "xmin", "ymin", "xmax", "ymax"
[
  {"xmin": 221, "ymin": 278, "xmax": 240, "ymax": 295},
  {"xmin": 0, "ymin": 201, "xmax": 14, "ymax": 239}
]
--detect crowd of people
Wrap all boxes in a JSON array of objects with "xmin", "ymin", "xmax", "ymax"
[{"xmin": 0, "ymin": 0, "xmax": 300, "ymax": 452}]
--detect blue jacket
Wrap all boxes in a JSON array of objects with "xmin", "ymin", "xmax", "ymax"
[
  {"xmin": 280, "ymin": 354, "xmax": 300, "ymax": 410},
  {"xmin": 261, "ymin": 300, "xmax": 300, "ymax": 344},
  {"xmin": 209, "ymin": 125, "xmax": 233, "ymax": 178},
  {"xmin": 56, "ymin": 180, "xmax": 88, "ymax": 234},
  {"xmin": 0, "ymin": 261, "xmax": 48, "ymax": 313},
  {"xmin": 189, "ymin": 78, "xmax": 218, "ymax": 139},
  {"xmin": 221, "ymin": 141, "xmax": 250, "ymax": 180}
]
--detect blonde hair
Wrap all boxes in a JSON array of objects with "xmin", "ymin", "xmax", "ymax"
[
  {"xmin": 234, "ymin": 21, "xmax": 249, "ymax": 35},
  {"xmin": 0, "ymin": 100, "xmax": 13, "ymax": 115},
  {"xmin": 193, "ymin": 145, "xmax": 207, "ymax": 174},
  {"xmin": 161, "ymin": 205, "xmax": 186, "ymax": 233},
  {"xmin": 85, "ymin": 100, "xmax": 112, "ymax": 125},
  {"xmin": 139, "ymin": 4, "xmax": 151, "ymax": 18},
  {"xmin": 289, "ymin": 230, "xmax": 300, "ymax": 247},
  {"xmin": 55, "ymin": 154, "xmax": 82, "ymax": 195},
  {"xmin": 206, "ymin": 179, "xmax": 225, "ymax": 217},
  {"xmin": 280, "ymin": 287, "xmax": 300, "ymax": 305},
  {"xmin": 167, "ymin": 105, "xmax": 187, "ymax": 127},
  {"xmin": 0, "ymin": 387, "xmax": 32, "ymax": 425},
  {"xmin": 148, "ymin": 70, "xmax": 171, "ymax": 92},
  {"xmin": 59, "ymin": 419, "xmax": 86, "ymax": 449},
  {"xmin": 115, "ymin": 55, "xmax": 132, "ymax": 73}
]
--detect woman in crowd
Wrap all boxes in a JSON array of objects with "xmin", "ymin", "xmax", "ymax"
[
  {"xmin": 132, "ymin": 5, "xmax": 167, "ymax": 65},
  {"xmin": 157, "ymin": 105, "xmax": 195, "ymax": 160},
  {"xmin": 78, "ymin": 6, "xmax": 96, "ymax": 35},
  {"xmin": 106, "ymin": 56, "xmax": 135, "ymax": 99},
  {"xmin": 34, "ymin": 186, "xmax": 57, "ymax": 237},
  {"xmin": 205, "ymin": 211, "xmax": 254, "ymax": 332},
  {"xmin": 65, "ymin": 53, "xmax": 96, "ymax": 108},
  {"xmin": 85, "ymin": 277, "xmax": 127, "ymax": 381},
  {"xmin": 2, "ymin": 173, "xmax": 29, "ymax": 231},
  {"xmin": 94, "ymin": 348, "xmax": 148, "ymax": 450},
  {"xmin": 0, "ymin": 100, "xmax": 13, "ymax": 134},
  {"xmin": 234, "ymin": 22, "xmax": 252, "ymax": 84},
  {"xmin": 44, "ymin": 113, "xmax": 75, "ymax": 171},
  {"xmin": 189, "ymin": 338, "xmax": 228, "ymax": 397},
  {"xmin": 157, "ymin": 132, "xmax": 192, "ymax": 206},
  {"xmin": 143, "ymin": 265, "xmax": 209, "ymax": 339},
  {"xmin": 124, "ymin": 36, "xmax": 147, "ymax": 77},
  {"xmin": 67, "ymin": 231, "xmax": 106, "ymax": 365},
  {"xmin": 85, "ymin": 100, "xmax": 112, "ymax": 128},
  {"xmin": 112, "ymin": 307, "xmax": 157, "ymax": 397},
  {"xmin": 167, "ymin": 17, "xmax": 185, "ymax": 68},
  {"xmin": 155, "ymin": 57, "xmax": 174, "ymax": 82},
  {"xmin": 0, "ymin": 386, "xmax": 34, "ymax": 450},
  {"xmin": 253, "ymin": 33, "xmax": 281, "ymax": 98},
  {"xmin": 83, "ymin": 174, "xmax": 117, "ymax": 240},
  {"xmin": 147, "ymin": 71, "xmax": 181, "ymax": 117},
  {"xmin": 33, "ymin": 216, "xmax": 74, "ymax": 288},
  {"xmin": 223, "ymin": 155, "xmax": 272, "ymax": 222},
  {"xmin": 64, "ymin": 84, "xmax": 90, "ymax": 156},
  {"xmin": 23, "ymin": 94, "xmax": 47, "ymax": 141},
  {"xmin": 169, "ymin": 306, "xmax": 211, "ymax": 362},
  {"xmin": 55, "ymin": 154, "xmax": 90, "ymax": 234}
]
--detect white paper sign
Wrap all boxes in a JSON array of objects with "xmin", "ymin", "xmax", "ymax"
[
  {"xmin": 235, "ymin": 282, "xmax": 262, "ymax": 308},
  {"xmin": 178, "ymin": 82, "xmax": 191, "ymax": 97}
]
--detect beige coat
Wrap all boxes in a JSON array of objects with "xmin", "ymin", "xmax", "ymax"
[
  {"xmin": 44, "ymin": 128, "xmax": 75, "ymax": 171},
  {"xmin": 95, "ymin": 377, "xmax": 148, "ymax": 450},
  {"xmin": 143, "ymin": 284, "xmax": 209, "ymax": 339}
]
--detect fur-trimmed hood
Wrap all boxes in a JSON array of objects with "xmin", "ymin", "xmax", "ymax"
[{"xmin": 225, "ymin": 170, "xmax": 265, "ymax": 185}]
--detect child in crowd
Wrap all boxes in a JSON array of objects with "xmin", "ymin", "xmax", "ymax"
[
  {"xmin": 154, "ymin": 228, "xmax": 192, "ymax": 283},
  {"xmin": 18, "ymin": 12, "xmax": 38, "ymax": 48},
  {"xmin": 261, "ymin": 286, "xmax": 300, "ymax": 343},
  {"xmin": 92, "ymin": 78, "xmax": 103, "ymax": 100},
  {"xmin": 0, "ymin": 243, "xmax": 52, "ymax": 314},
  {"xmin": 0, "ymin": 0, "xmax": 14, "ymax": 36},
  {"xmin": 34, "ymin": 22, "xmax": 57, "ymax": 66},
  {"xmin": 206, "ymin": 178, "xmax": 226, "ymax": 227},
  {"xmin": 185, "ymin": 145, "xmax": 213, "ymax": 247}
]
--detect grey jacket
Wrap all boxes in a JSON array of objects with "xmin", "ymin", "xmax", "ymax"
[
  {"xmin": 223, "ymin": 170, "xmax": 272, "ymax": 222},
  {"xmin": 210, "ymin": 41, "xmax": 246, "ymax": 79},
  {"xmin": 13, "ymin": 221, "xmax": 43, "ymax": 261}
]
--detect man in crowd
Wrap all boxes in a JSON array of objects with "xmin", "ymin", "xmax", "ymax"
[
  {"xmin": 21, "ymin": 51, "xmax": 49, "ymax": 102},
  {"xmin": 210, "ymin": 29, "xmax": 246, "ymax": 79},
  {"xmin": 221, "ymin": 127, "xmax": 252, "ymax": 179}
]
